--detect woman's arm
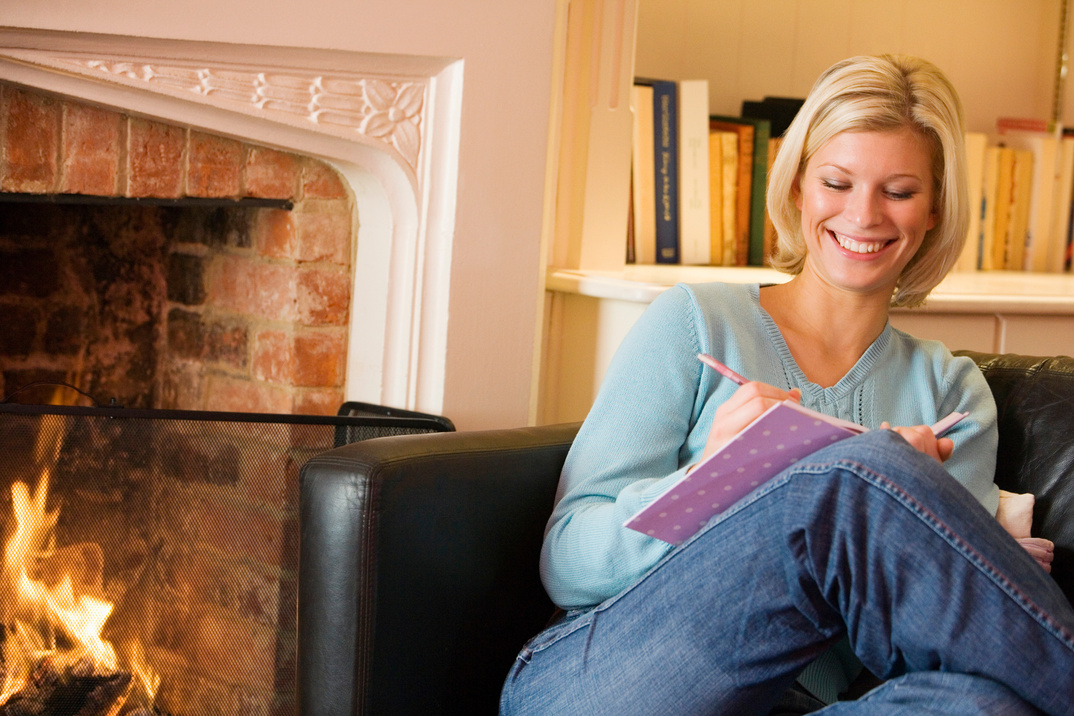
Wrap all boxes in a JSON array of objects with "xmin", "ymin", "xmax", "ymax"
[{"xmin": 540, "ymin": 287, "xmax": 716, "ymax": 608}]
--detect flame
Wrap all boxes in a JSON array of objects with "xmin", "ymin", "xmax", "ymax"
[{"xmin": 1, "ymin": 419, "xmax": 156, "ymax": 711}]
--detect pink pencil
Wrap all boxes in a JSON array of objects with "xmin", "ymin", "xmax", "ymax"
[{"xmin": 697, "ymin": 353, "xmax": 748, "ymax": 385}]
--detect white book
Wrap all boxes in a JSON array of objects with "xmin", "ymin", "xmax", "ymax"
[
  {"xmin": 1001, "ymin": 130, "xmax": 1059, "ymax": 271},
  {"xmin": 1048, "ymin": 135, "xmax": 1074, "ymax": 272},
  {"xmin": 676, "ymin": 79, "xmax": 711, "ymax": 265},
  {"xmin": 957, "ymin": 132, "xmax": 988, "ymax": 271}
]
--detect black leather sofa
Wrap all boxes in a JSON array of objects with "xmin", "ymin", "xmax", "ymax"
[{"xmin": 297, "ymin": 351, "xmax": 1074, "ymax": 715}]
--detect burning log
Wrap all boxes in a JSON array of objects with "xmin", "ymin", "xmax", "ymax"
[{"xmin": 0, "ymin": 658, "xmax": 131, "ymax": 716}]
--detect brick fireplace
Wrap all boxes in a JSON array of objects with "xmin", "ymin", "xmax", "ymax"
[
  {"xmin": 1, "ymin": 84, "xmax": 355, "ymax": 415},
  {"xmin": 0, "ymin": 27, "xmax": 467, "ymax": 716}
]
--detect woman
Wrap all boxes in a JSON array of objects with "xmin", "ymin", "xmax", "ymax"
[{"xmin": 499, "ymin": 55, "xmax": 1072, "ymax": 715}]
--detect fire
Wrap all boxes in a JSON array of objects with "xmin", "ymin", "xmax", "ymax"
[{"xmin": 1, "ymin": 419, "xmax": 158, "ymax": 712}]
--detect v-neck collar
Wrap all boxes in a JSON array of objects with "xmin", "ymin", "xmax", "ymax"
[{"xmin": 748, "ymin": 283, "xmax": 892, "ymax": 404}]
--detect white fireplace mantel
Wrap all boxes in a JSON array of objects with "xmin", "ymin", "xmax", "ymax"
[{"xmin": 0, "ymin": 27, "xmax": 462, "ymax": 413}]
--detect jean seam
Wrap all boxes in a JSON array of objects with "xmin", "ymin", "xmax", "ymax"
[{"xmin": 795, "ymin": 455, "xmax": 1074, "ymax": 654}]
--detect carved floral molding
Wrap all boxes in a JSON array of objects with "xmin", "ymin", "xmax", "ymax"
[
  {"xmin": 14, "ymin": 54, "xmax": 428, "ymax": 173},
  {"xmin": 74, "ymin": 59, "xmax": 425, "ymax": 170}
]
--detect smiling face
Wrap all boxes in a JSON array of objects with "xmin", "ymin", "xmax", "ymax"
[{"xmin": 794, "ymin": 127, "xmax": 938, "ymax": 300}]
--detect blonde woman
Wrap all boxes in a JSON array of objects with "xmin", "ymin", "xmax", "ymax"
[{"xmin": 500, "ymin": 56, "xmax": 1069, "ymax": 715}]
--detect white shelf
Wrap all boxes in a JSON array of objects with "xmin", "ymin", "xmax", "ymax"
[{"xmin": 547, "ymin": 266, "xmax": 1074, "ymax": 315}]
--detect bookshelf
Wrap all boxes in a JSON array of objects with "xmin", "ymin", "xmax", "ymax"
[{"xmin": 537, "ymin": 0, "xmax": 1074, "ymax": 424}]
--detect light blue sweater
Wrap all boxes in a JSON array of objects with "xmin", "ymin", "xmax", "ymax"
[{"xmin": 541, "ymin": 282, "xmax": 1000, "ymax": 701}]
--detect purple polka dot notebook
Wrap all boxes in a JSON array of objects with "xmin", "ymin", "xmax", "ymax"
[{"xmin": 623, "ymin": 400, "xmax": 866, "ymax": 546}]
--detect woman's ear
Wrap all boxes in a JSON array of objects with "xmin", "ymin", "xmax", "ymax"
[{"xmin": 792, "ymin": 174, "xmax": 803, "ymax": 211}]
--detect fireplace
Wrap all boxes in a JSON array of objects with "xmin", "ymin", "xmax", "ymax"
[
  {"xmin": 0, "ymin": 82, "xmax": 355, "ymax": 415},
  {"xmin": 0, "ymin": 26, "xmax": 467, "ymax": 716},
  {"xmin": 0, "ymin": 27, "xmax": 463, "ymax": 417},
  {"xmin": 0, "ymin": 401, "xmax": 452, "ymax": 715}
]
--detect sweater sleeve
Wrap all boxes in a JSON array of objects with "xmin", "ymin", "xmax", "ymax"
[
  {"xmin": 540, "ymin": 286, "xmax": 716, "ymax": 609},
  {"xmin": 935, "ymin": 353, "xmax": 1000, "ymax": 516}
]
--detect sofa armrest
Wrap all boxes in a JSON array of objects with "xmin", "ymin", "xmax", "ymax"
[
  {"xmin": 957, "ymin": 351, "xmax": 1074, "ymax": 605},
  {"xmin": 297, "ymin": 422, "xmax": 579, "ymax": 716}
]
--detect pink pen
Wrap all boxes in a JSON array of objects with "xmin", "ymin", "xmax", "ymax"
[{"xmin": 697, "ymin": 353, "xmax": 748, "ymax": 386}]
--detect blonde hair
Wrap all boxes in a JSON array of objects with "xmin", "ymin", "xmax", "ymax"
[{"xmin": 766, "ymin": 55, "xmax": 968, "ymax": 308}]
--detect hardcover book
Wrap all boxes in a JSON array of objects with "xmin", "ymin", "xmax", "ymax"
[{"xmin": 637, "ymin": 78, "xmax": 680, "ymax": 263}]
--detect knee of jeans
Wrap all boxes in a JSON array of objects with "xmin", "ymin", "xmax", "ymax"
[{"xmin": 856, "ymin": 672, "xmax": 1041, "ymax": 715}]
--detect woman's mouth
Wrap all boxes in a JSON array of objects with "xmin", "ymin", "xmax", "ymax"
[{"xmin": 830, "ymin": 231, "xmax": 893, "ymax": 254}]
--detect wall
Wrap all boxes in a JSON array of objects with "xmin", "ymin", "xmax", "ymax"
[
  {"xmin": 2, "ymin": 0, "xmax": 562, "ymax": 430},
  {"xmin": 636, "ymin": 0, "xmax": 1065, "ymax": 136}
]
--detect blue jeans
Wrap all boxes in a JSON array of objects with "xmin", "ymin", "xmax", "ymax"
[{"xmin": 499, "ymin": 431, "xmax": 1074, "ymax": 715}]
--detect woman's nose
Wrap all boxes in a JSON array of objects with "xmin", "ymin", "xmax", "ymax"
[{"xmin": 845, "ymin": 190, "xmax": 882, "ymax": 227}]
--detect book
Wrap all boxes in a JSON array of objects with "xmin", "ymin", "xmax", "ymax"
[
  {"xmin": 762, "ymin": 135, "xmax": 783, "ymax": 266},
  {"xmin": 676, "ymin": 80, "xmax": 712, "ymax": 265},
  {"xmin": 707, "ymin": 126, "xmax": 726, "ymax": 265},
  {"xmin": 708, "ymin": 117, "xmax": 755, "ymax": 266},
  {"xmin": 1048, "ymin": 136, "xmax": 1074, "ymax": 272},
  {"xmin": 978, "ymin": 146, "xmax": 1001, "ymax": 271},
  {"xmin": 989, "ymin": 147, "xmax": 1016, "ymax": 270},
  {"xmin": 741, "ymin": 96, "xmax": 804, "ymax": 138},
  {"xmin": 623, "ymin": 398, "xmax": 968, "ymax": 546},
  {"xmin": 1001, "ymin": 131, "xmax": 1059, "ymax": 272},
  {"xmin": 710, "ymin": 128, "xmax": 739, "ymax": 265},
  {"xmin": 711, "ymin": 115, "xmax": 771, "ymax": 266},
  {"xmin": 956, "ymin": 132, "xmax": 988, "ymax": 271},
  {"xmin": 1007, "ymin": 149, "xmax": 1035, "ymax": 271},
  {"xmin": 624, "ymin": 400, "xmax": 867, "ymax": 545},
  {"xmin": 630, "ymin": 83, "xmax": 657, "ymax": 264},
  {"xmin": 639, "ymin": 78, "xmax": 681, "ymax": 263}
]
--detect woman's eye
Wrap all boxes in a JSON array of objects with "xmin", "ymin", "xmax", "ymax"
[
  {"xmin": 821, "ymin": 180, "xmax": 848, "ymax": 191},
  {"xmin": 885, "ymin": 190, "xmax": 915, "ymax": 201}
]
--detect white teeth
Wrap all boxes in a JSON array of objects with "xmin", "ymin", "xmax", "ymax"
[{"xmin": 834, "ymin": 233, "xmax": 886, "ymax": 254}]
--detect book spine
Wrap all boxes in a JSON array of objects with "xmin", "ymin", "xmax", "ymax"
[
  {"xmin": 651, "ymin": 80, "xmax": 680, "ymax": 263},
  {"xmin": 747, "ymin": 120, "xmax": 770, "ymax": 266},
  {"xmin": 677, "ymin": 80, "xmax": 711, "ymax": 265}
]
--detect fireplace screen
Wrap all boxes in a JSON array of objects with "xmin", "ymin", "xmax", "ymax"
[{"xmin": 0, "ymin": 403, "xmax": 451, "ymax": 716}]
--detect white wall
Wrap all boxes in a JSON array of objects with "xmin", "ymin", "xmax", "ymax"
[
  {"xmin": 2, "ymin": 0, "xmax": 561, "ymax": 430},
  {"xmin": 636, "ymin": 0, "xmax": 1065, "ymax": 136}
]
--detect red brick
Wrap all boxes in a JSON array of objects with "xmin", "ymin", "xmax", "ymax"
[
  {"xmin": 203, "ymin": 374, "xmax": 294, "ymax": 414},
  {"xmin": 235, "ymin": 448, "xmax": 298, "ymax": 507},
  {"xmin": 251, "ymin": 330, "xmax": 294, "ymax": 383},
  {"xmin": 253, "ymin": 208, "xmax": 296, "ymax": 259},
  {"xmin": 205, "ymin": 320, "xmax": 249, "ymax": 369},
  {"xmin": 301, "ymin": 159, "xmax": 348, "ymax": 199},
  {"xmin": 244, "ymin": 147, "xmax": 297, "ymax": 199},
  {"xmin": 208, "ymin": 255, "xmax": 298, "ymax": 323},
  {"xmin": 193, "ymin": 607, "xmax": 277, "ymax": 688},
  {"xmin": 62, "ymin": 102, "xmax": 121, "ymax": 195},
  {"xmin": 127, "ymin": 118, "xmax": 185, "ymax": 198},
  {"xmin": 189, "ymin": 492, "xmax": 285, "ymax": 566},
  {"xmin": 187, "ymin": 131, "xmax": 242, "ymax": 198},
  {"xmin": 159, "ymin": 363, "xmax": 205, "ymax": 410},
  {"xmin": 293, "ymin": 206, "xmax": 352, "ymax": 264},
  {"xmin": 293, "ymin": 330, "xmax": 345, "ymax": 387},
  {"xmin": 163, "ymin": 550, "xmax": 283, "ymax": 627},
  {"xmin": 297, "ymin": 267, "xmax": 350, "ymax": 326},
  {"xmin": 294, "ymin": 387, "xmax": 345, "ymax": 416},
  {"xmin": 2, "ymin": 88, "xmax": 60, "ymax": 192}
]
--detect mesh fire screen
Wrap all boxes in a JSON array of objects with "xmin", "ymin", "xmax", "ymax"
[{"xmin": 0, "ymin": 403, "xmax": 452, "ymax": 716}]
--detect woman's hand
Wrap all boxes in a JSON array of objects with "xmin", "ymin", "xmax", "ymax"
[
  {"xmin": 880, "ymin": 422, "xmax": 953, "ymax": 463},
  {"xmin": 694, "ymin": 382, "xmax": 802, "ymax": 469}
]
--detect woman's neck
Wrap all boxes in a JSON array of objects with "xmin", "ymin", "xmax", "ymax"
[{"xmin": 759, "ymin": 274, "xmax": 892, "ymax": 388}]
